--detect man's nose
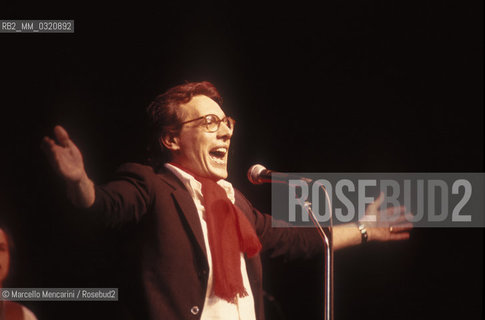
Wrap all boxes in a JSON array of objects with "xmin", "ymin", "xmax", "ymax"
[{"xmin": 217, "ymin": 121, "xmax": 233, "ymax": 140}]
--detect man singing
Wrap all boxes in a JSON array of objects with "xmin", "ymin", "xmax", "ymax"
[{"xmin": 42, "ymin": 81, "xmax": 411, "ymax": 320}]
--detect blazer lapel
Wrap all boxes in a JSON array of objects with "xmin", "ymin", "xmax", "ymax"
[{"xmin": 158, "ymin": 169, "xmax": 208, "ymax": 259}]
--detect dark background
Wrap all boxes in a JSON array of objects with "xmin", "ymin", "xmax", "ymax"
[{"xmin": 0, "ymin": 1, "xmax": 483, "ymax": 319}]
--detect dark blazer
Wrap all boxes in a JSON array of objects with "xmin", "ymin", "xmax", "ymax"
[{"xmin": 90, "ymin": 163, "xmax": 322, "ymax": 320}]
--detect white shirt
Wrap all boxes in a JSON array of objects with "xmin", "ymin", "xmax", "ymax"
[{"xmin": 165, "ymin": 164, "xmax": 257, "ymax": 320}]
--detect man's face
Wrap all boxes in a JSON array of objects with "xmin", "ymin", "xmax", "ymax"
[
  {"xmin": 0, "ymin": 229, "xmax": 10, "ymax": 286},
  {"xmin": 170, "ymin": 95, "xmax": 233, "ymax": 180}
]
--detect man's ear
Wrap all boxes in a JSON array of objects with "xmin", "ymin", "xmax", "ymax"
[{"xmin": 160, "ymin": 131, "xmax": 180, "ymax": 151}]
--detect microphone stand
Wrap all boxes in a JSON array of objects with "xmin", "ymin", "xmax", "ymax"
[
  {"xmin": 251, "ymin": 166, "xmax": 334, "ymax": 320},
  {"xmin": 303, "ymin": 200, "xmax": 333, "ymax": 320}
]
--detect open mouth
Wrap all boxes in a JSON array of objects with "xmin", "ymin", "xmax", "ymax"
[{"xmin": 209, "ymin": 147, "xmax": 227, "ymax": 165}]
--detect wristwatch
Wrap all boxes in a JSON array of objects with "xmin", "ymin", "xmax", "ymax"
[{"xmin": 357, "ymin": 223, "xmax": 368, "ymax": 244}]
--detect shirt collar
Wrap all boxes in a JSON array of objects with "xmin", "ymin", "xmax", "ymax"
[{"xmin": 165, "ymin": 163, "xmax": 235, "ymax": 204}]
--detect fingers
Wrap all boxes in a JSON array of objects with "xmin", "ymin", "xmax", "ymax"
[
  {"xmin": 384, "ymin": 206, "xmax": 406, "ymax": 222},
  {"xmin": 54, "ymin": 125, "xmax": 71, "ymax": 147},
  {"xmin": 368, "ymin": 225, "xmax": 412, "ymax": 242},
  {"xmin": 390, "ymin": 232, "xmax": 410, "ymax": 241},
  {"xmin": 384, "ymin": 206, "xmax": 406, "ymax": 215},
  {"xmin": 379, "ymin": 205, "xmax": 415, "ymax": 226},
  {"xmin": 41, "ymin": 136, "xmax": 61, "ymax": 160},
  {"xmin": 40, "ymin": 125, "xmax": 73, "ymax": 152},
  {"xmin": 40, "ymin": 126, "xmax": 70, "ymax": 165},
  {"xmin": 370, "ymin": 192, "xmax": 385, "ymax": 209},
  {"xmin": 41, "ymin": 136, "xmax": 61, "ymax": 171},
  {"xmin": 393, "ymin": 213, "xmax": 414, "ymax": 224},
  {"xmin": 387, "ymin": 222, "xmax": 413, "ymax": 241},
  {"xmin": 390, "ymin": 222, "xmax": 413, "ymax": 233},
  {"xmin": 384, "ymin": 208, "xmax": 414, "ymax": 224},
  {"xmin": 41, "ymin": 136, "xmax": 56, "ymax": 151}
]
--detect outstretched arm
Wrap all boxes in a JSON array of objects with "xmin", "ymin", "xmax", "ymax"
[
  {"xmin": 41, "ymin": 125, "xmax": 95, "ymax": 208},
  {"xmin": 333, "ymin": 192, "xmax": 413, "ymax": 250}
]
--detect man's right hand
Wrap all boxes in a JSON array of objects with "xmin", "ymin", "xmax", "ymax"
[{"xmin": 41, "ymin": 125, "xmax": 95, "ymax": 207}]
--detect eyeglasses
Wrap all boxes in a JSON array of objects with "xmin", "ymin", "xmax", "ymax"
[{"xmin": 180, "ymin": 114, "xmax": 235, "ymax": 133}]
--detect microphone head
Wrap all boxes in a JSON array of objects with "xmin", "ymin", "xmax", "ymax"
[{"xmin": 247, "ymin": 164, "xmax": 267, "ymax": 184}]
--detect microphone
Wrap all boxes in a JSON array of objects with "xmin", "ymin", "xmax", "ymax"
[{"xmin": 247, "ymin": 164, "xmax": 313, "ymax": 184}]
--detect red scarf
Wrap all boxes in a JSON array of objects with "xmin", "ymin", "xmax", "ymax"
[{"xmin": 170, "ymin": 163, "xmax": 262, "ymax": 303}]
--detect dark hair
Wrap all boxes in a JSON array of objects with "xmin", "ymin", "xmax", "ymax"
[{"xmin": 145, "ymin": 81, "xmax": 223, "ymax": 169}]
